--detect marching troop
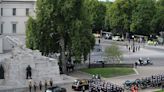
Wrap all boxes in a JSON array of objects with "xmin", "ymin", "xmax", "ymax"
[{"xmin": 88, "ymin": 75, "xmax": 124, "ymax": 92}]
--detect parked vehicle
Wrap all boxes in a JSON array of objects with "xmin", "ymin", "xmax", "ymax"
[
  {"xmin": 72, "ymin": 79, "xmax": 89, "ymax": 91},
  {"xmin": 45, "ymin": 86, "xmax": 66, "ymax": 92},
  {"xmin": 112, "ymin": 36, "xmax": 124, "ymax": 41},
  {"xmin": 147, "ymin": 40, "xmax": 158, "ymax": 45}
]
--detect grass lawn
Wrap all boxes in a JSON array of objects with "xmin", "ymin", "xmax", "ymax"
[
  {"xmin": 155, "ymin": 90, "xmax": 164, "ymax": 92},
  {"xmin": 81, "ymin": 67, "xmax": 135, "ymax": 78}
]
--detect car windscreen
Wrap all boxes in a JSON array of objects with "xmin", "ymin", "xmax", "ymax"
[
  {"xmin": 46, "ymin": 89, "xmax": 52, "ymax": 92},
  {"xmin": 73, "ymin": 81, "xmax": 80, "ymax": 85}
]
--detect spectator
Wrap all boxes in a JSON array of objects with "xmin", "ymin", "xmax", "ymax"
[
  {"xmin": 134, "ymin": 85, "xmax": 138, "ymax": 92},
  {"xmin": 131, "ymin": 85, "xmax": 135, "ymax": 92}
]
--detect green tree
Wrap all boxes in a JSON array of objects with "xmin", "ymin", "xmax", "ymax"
[
  {"xmin": 151, "ymin": 0, "xmax": 164, "ymax": 34},
  {"xmin": 105, "ymin": 1, "xmax": 113, "ymax": 31},
  {"xmin": 26, "ymin": 17, "xmax": 37, "ymax": 50},
  {"xmin": 26, "ymin": 0, "xmax": 95, "ymax": 74},
  {"xmin": 108, "ymin": 0, "xmax": 135, "ymax": 36},
  {"xmin": 70, "ymin": 0, "xmax": 95, "ymax": 62},
  {"xmin": 130, "ymin": 0, "xmax": 156, "ymax": 35},
  {"xmin": 93, "ymin": 1, "xmax": 107, "ymax": 32},
  {"xmin": 104, "ymin": 43, "xmax": 123, "ymax": 63}
]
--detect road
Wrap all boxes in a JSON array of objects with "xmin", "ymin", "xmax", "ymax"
[{"xmin": 96, "ymin": 39, "xmax": 164, "ymax": 66}]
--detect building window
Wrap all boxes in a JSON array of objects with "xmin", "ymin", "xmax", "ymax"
[
  {"xmin": 12, "ymin": 24, "xmax": 16, "ymax": 33},
  {"xmin": 13, "ymin": 8, "xmax": 16, "ymax": 16},
  {"xmin": 26, "ymin": 8, "xmax": 29, "ymax": 16},
  {"xmin": 0, "ymin": 23, "xmax": 3, "ymax": 34},
  {"xmin": 1, "ymin": 8, "xmax": 3, "ymax": 16}
]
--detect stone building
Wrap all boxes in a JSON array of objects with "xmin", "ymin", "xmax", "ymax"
[
  {"xmin": 0, "ymin": 0, "xmax": 36, "ymax": 35},
  {"xmin": 0, "ymin": 0, "xmax": 36, "ymax": 53}
]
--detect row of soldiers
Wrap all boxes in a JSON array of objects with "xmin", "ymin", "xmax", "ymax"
[
  {"xmin": 89, "ymin": 79, "xmax": 124, "ymax": 92},
  {"xmin": 28, "ymin": 79, "xmax": 53, "ymax": 92}
]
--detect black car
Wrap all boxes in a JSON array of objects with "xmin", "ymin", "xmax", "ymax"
[{"xmin": 45, "ymin": 86, "xmax": 66, "ymax": 92}]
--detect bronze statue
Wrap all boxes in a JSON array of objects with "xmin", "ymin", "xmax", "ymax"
[
  {"xmin": 0, "ymin": 64, "xmax": 4, "ymax": 79},
  {"xmin": 26, "ymin": 65, "xmax": 32, "ymax": 79}
]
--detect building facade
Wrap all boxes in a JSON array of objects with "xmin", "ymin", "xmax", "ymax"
[{"xmin": 0, "ymin": 0, "xmax": 36, "ymax": 35}]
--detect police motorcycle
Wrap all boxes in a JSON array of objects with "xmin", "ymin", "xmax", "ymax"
[{"xmin": 135, "ymin": 58, "xmax": 153, "ymax": 66}]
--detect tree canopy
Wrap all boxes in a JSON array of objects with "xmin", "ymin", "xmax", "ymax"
[
  {"xmin": 26, "ymin": 0, "xmax": 95, "ymax": 74},
  {"xmin": 130, "ymin": 0, "xmax": 156, "ymax": 35},
  {"xmin": 105, "ymin": 0, "xmax": 162, "ymax": 36},
  {"xmin": 151, "ymin": 0, "xmax": 164, "ymax": 34}
]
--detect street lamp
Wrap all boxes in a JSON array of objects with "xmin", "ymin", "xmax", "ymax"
[{"xmin": 132, "ymin": 35, "xmax": 135, "ymax": 52}]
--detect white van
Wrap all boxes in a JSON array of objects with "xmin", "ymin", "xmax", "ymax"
[{"xmin": 112, "ymin": 36, "xmax": 124, "ymax": 41}]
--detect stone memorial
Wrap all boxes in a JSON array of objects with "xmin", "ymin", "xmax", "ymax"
[{"xmin": 0, "ymin": 36, "xmax": 75, "ymax": 89}]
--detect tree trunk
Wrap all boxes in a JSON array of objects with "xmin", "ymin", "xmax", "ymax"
[{"xmin": 60, "ymin": 36, "xmax": 67, "ymax": 74}]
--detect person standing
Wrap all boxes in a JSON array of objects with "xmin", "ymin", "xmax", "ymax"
[
  {"xmin": 134, "ymin": 85, "xmax": 138, "ymax": 92},
  {"xmin": 128, "ymin": 46, "xmax": 131, "ymax": 52},
  {"xmin": 45, "ymin": 80, "xmax": 48, "ymax": 90},
  {"xmin": 28, "ymin": 80, "xmax": 32, "ymax": 92},
  {"xmin": 98, "ymin": 39, "xmax": 101, "ymax": 44},
  {"xmin": 131, "ymin": 85, "xmax": 135, "ymax": 92},
  {"xmin": 39, "ymin": 81, "xmax": 42, "ymax": 91},
  {"xmin": 50, "ymin": 78, "xmax": 53, "ymax": 87},
  {"xmin": 82, "ymin": 86, "xmax": 85, "ymax": 92},
  {"xmin": 135, "ymin": 62, "xmax": 138, "ymax": 68},
  {"xmin": 33, "ymin": 82, "xmax": 37, "ymax": 92}
]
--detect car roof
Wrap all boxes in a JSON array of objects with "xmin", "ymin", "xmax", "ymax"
[
  {"xmin": 47, "ymin": 86, "xmax": 60, "ymax": 90},
  {"xmin": 75, "ymin": 79, "xmax": 88, "ymax": 81}
]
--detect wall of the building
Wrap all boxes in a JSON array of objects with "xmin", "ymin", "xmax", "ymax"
[
  {"xmin": 0, "ymin": 1, "xmax": 35, "ymax": 35},
  {"xmin": 0, "ymin": 0, "xmax": 36, "ymax": 52}
]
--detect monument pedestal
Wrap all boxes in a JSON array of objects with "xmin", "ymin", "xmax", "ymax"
[{"xmin": 0, "ymin": 47, "xmax": 66, "ymax": 87}]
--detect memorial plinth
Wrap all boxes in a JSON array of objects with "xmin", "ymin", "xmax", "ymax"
[{"xmin": 0, "ymin": 46, "xmax": 62, "ymax": 87}]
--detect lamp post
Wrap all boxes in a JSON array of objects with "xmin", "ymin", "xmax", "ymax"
[
  {"xmin": 89, "ymin": 51, "xmax": 91, "ymax": 68},
  {"xmin": 132, "ymin": 35, "xmax": 135, "ymax": 52}
]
